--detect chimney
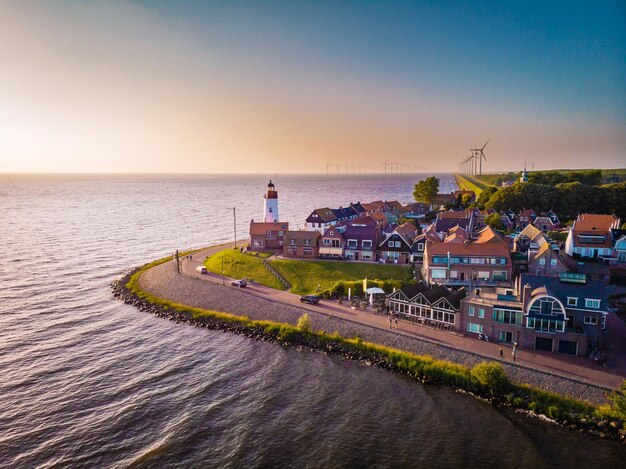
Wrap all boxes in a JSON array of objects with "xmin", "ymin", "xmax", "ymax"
[{"xmin": 522, "ymin": 283, "xmax": 532, "ymax": 310}]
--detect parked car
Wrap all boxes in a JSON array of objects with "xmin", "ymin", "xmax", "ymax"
[
  {"xmin": 230, "ymin": 278, "xmax": 248, "ymax": 288},
  {"xmin": 300, "ymin": 295, "xmax": 320, "ymax": 305},
  {"xmin": 196, "ymin": 266, "xmax": 207, "ymax": 274}
]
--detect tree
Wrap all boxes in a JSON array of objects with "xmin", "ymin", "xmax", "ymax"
[
  {"xmin": 413, "ymin": 176, "xmax": 439, "ymax": 204},
  {"xmin": 471, "ymin": 362, "xmax": 509, "ymax": 396},
  {"xmin": 461, "ymin": 193, "xmax": 474, "ymax": 207},
  {"xmin": 477, "ymin": 186, "xmax": 498, "ymax": 209},
  {"xmin": 484, "ymin": 213, "xmax": 504, "ymax": 230}
]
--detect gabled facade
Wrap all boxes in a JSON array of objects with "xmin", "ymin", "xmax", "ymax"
[
  {"xmin": 283, "ymin": 230, "xmax": 321, "ymax": 259},
  {"xmin": 342, "ymin": 225, "xmax": 379, "ymax": 262},
  {"xmin": 332, "ymin": 206, "xmax": 360, "ymax": 224},
  {"xmin": 430, "ymin": 193, "xmax": 455, "ymax": 211},
  {"xmin": 319, "ymin": 226, "xmax": 344, "ymax": 259},
  {"xmin": 305, "ymin": 208, "xmax": 338, "ymax": 233},
  {"xmin": 249, "ymin": 221, "xmax": 289, "ymax": 251},
  {"xmin": 565, "ymin": 213, "xmax": 621, "ymax": 259},
  {"xmin": 517, "ymin": 209, "xmax": 536, "ymax": 230},
  {"xmin": 532, "ymin": 211, "xmax": 560, "ymax": 232},
  {"xmin": 386, "ymin": 283, "xmax": 466, "ymax": 331},
  {"xmin": 460, "ymin": 274, "xmax": 610, "ymax": 355},
  {"xmin": 379, "ymin": 222, "xmax": 418, "ymax": 264},
  {"xmin": 433, "ymin": 210, "xmax": 474, "ymax": 235}
]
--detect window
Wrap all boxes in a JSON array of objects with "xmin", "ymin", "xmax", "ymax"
[
  {"xmin": 388, "ymin": 241, "xmax": 394, "ymax": 247},
  {"xmin": 550, "ymin": 259, "xmax": 557, "ymax": 266},
  {"xmin": 290, "ymin": 239, "xmax": 295, "ymax": 245},
  {"xmin": 395, "ymin": 241, "xmax": 402, "ymax": 248},
  {"xmin": 418, "ymin": 243, "xmax": 424, "ymax": 251},
  {"xmin": 303, "ymin": 247, "xmax": 313, "ymax": 255},
  {"xmin": 567, "ymin": 297, "xmax": 577, "ymax": 306},
  {"xmin": 347, "ymin": 239, "xmax": 357, "ymax": 248},
  {"xmin": 278, "ymin": 231, "xmax": 284, "ymax": 236},
  {"xmin": 363, "ymin": 240, "xmax": 372, "ymax": 249},
  {"xmin": 492, "ymin": 271, "xmax": 507, "ymax": 281},
  {"xmin": 584, "ymin": 316, "xmax": 598, "ymax": 325},
  {"xmin": 539, "ymin": 258, "xmax": 546, "ymax": 265},
  {"xmin": 449, "ymin": 270, "xmax": 458, "ymax": 279},
  {"xmin": 467, "ymin": 323, "xmax": 483, "ymax": 334},
  {"xmin": 478, "ymin": 308, "xmax": 485, "ymax": 319},
  {"xmin": 468, "ymin": 306, "xmax": 475, "ymax": 316},
  {"xmin": 431, "ymin": 269, "xmax": 446, "ymax": 279},
  {"xmin": 585, "ymin": 299, "xmax": 600, "ymax": 309}
]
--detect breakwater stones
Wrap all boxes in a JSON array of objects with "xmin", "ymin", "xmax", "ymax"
[{"xmin": 111, "ymin": 269, "xmax": 626, "ymax": 443}]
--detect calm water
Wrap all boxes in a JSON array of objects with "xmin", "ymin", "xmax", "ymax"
[{"xmin": 0, "ymin": 173, "xmax": 624, "ymax": 468}]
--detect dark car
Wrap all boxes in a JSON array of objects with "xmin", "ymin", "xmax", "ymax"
[
  {"xmin": 299, "ymin": 295, "xmax": 320, "ymax": 305},
  {"xmin": 230, "ymin": 278, "xmax": 248, "ymax": 288}
]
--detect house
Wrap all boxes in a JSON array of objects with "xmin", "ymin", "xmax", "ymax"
[
  {"xmin": 349, "ymin": 215, "xmax": 379, "ymax": 228},
  {"xmin": 532, "ymin": 211, "xmax": 560, "ymax": 232},
  {"xmin": 564, "ymin": 213, "xmax": 621, "ymax": 259},
  {"xmin": 384, "ymin": 200, "xmax": 403, "ymax": 213},
  {"xmin": 379, "ymin": 222, "xmax": 418, "ymax": 264},
  {"xmin": 319, "ymin": 226, "xmax": 344, "ymax": 259},
  {"xmin": 433, "ymin": 210, "xmax": 474, "ymax": 235},
  {"xmin": 369, "ymin": 212, "xmax": 388, "ymax": 229},
  {"xmin": 362, "ymin": 201, "xmax": 384, "ymax": 215},
  {"xmin": 472, "ymin": 208, "xmax": 496, "ymax": 230},
  {"xmin": 332, "ymin": 206, "xmax": 360, "ymax": 224},
  {"xmin": 612, "ymin": 229, "xmax": 626, "ymax": 263},
  {"xmin": 410, "ymin": 225, "xmax": 443, "ymax": 263},
  {"xmin": 249, "ymin": 221, "xmax": 289, "ymax": 251},
  {"xmin": 422, "ymin": 226, "xmax": 512, "ymax": 287},
  {"xmin": 305, "ymin": 208, "xmax": 338, "ymax": 233},
  {"xmin": 342, "ymin": 225, "xmax": 379, "ymax": 262},
  {"xmin": 350, "ymin": 202, "xmax": 368, "ymax": 218},
  {"xmin": 386, "ymin": 283, "xmax": 467, "ymax": 331},
  {"xmin": 453, "ymin": 190, "xmax": 476, "ymax": 205},
  {"xmin": 430, "ymin": 193, "xmax": 456, "ymax": 211},
  {"xmin": 283, "ymin": 231, "xmax": 321, "ymax": 259},
  {"xmin": 404, "ymin": 202, "xmax": 430, "ymax": 220},
  {"xmin": 501, "ymin": 180, "xmax": 516, "ymax": 188},
  {"xmin": 517, "ymin": 209, "xmax": 536, "ymax": 230},
  {"xmin": 499, "ymin": 211, "xmax": 516, "ymax": 231},
  {"xmin": 460, "ymin": 273, "xmax": 610, "ymax": 355}
]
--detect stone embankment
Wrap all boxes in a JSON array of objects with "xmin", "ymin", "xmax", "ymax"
[{"xmin": 111, "ymin": 263, "xmax": 626, "ymax": 443}]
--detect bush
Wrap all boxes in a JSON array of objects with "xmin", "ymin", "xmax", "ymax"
[
  {"xmin": 296, "ymin": 313, "xmax": 312, "ymax": 333},
  {"xmin": 548, "ymin": 405, "xmax": 560, "ymax": 420},
  {"xmin": 471, "ymin": 362, "xmax": 510, "ymax": 396},
  {"xmin": 606, "ymin": 380, "xmax": 626, "ymax": 421}
]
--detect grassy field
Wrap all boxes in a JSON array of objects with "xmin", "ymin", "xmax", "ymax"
[
  {"xmin": 204, "ymin": 249, "xmax": 286, "ymax": 290},
  {"xmin": 454, "ymin": 173, "xmax": 494, "ymax": 196},
  {"xmin": 268, "ymin": 259, "xmax": 411, "ymax": 295}
]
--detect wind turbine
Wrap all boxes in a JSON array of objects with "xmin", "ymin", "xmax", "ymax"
[{"xmin": 326, "ymin": 162, "xmax": 332, "ymax": 176}]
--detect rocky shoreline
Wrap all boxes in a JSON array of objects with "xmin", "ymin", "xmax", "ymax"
[{"xmin": 112, "ymin": 266, "xmax": 626, "ymax": 443}]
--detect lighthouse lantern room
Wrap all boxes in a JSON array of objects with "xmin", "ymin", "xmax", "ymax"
[{"xmin": 263, "ymin": 180, "xmax": 279, "ymax": 223}]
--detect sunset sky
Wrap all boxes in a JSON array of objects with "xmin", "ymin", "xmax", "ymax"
[{"xmin": 0, "ymin": 1, "xmax": 624, "ymax": 174}]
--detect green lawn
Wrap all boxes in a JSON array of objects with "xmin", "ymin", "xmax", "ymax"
[
  {"xmin": 204, "ymin": 249, "xmax": 286, "ymax": 290},
  {"xmin": 269, "ymin": 259, "xmax": 411, "ymax": 295},
  {"xmin": 454, "ymin": 174, "xmax": 494, "ymax": 196}
]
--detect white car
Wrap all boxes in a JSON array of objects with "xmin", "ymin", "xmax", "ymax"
[{"xmin": 196, "ymin": 266, "xmax": 208, "ymax": 274}]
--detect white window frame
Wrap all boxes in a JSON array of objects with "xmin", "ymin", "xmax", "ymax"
[
  {"xmin": 478, "ymin": 308, "xmax": 485, "ymax": 319},
  {"xmin": 468, "ymin": 306, "xmax": 475, "ymax": 316},
  {"xmin": 567, "ymin": 297, "xmax": 577, "ymax": 306},
  {"xmin": 584, "ymin": 316, "xmax": 598, "ymax": 325},
  {"xmin": 585, "ymin": 298, "xmax": 600, "ymax": 309}
]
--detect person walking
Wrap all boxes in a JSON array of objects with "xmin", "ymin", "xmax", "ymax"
[
  {"xmin": 394, "ymin": 318, "xmax": 398, "ymax": 329},
  {"xmin": 388, "ymin": 316, "xmax": 393, "ymax": 329},
  {"xmin": 512, "ymin": 347, "xmax": 517, "ymax": 363},
  {"xmin": 499, "ymin": 348, "xmax": 503, "ymax": 359}
]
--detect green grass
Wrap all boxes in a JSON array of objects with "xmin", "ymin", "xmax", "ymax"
[
  {"xmin": 269, "ymin": 259, "xmax": 411, "ymax": 295},
  {"xmin": 204, "ymin": 249, "xmax": 286, "ymax": 290},
  {"xmin": 123, "ymin": 257, "xmax": 624, "ymax": 432},
  {"xmin": 454, "ymin": 173, "xmax": 494, "ymax": 196}
]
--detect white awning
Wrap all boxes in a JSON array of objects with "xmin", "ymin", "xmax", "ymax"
[{"xmin": 366, "ymin": 287, "xmax": 385, "ymax": 294}]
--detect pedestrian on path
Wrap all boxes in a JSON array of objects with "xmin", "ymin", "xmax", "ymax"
[
  {"xmin": 388, "ymin": 316, "xmax": 392, "ymax": 329},
  {"xmin": 512, "ymin": 347, "xmax": 517, "ymax": 362},
  {"xmin": 394, "ymin": 318, "xmax": 398, "ymax": 329},
  {"xmin": 499, "ymin": 348, "xmax": 503, "ymax": 359}
]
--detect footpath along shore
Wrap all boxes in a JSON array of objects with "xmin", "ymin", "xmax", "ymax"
[{"xmin": 129, "ymin": 245, "xmax": 625, "ymax": 405}]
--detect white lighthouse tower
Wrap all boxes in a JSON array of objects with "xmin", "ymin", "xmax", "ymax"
[{"xmin": 263, "ymin": 180, "xmax": 279, "ymax": 222}]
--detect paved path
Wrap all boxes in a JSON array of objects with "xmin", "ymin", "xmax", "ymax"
[{"xmin": 139, "ymin": 245, "xmax": 626, "ymax": 394}]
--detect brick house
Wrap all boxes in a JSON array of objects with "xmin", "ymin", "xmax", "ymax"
[
  {"xmin": 422, "ymin": 226, "xmax": 512, "ymax": 287},
  {"xmin": 379, "ymin": 222, "xmax": 418, "ymax": 264},
  {"xmin": 342, "ymin": 225, "xmax": 379, "ymax": 262},
  {"xmin": 410, "ymin": 224, "xmax": 442, "ymax": 263},
  {"xmin": 532, "ymin": 211, "xmax": 560, "ymax": 232},
  {"xmin": 249, "ymin": 221, "xmax": 289, "ymax": 251},
  {"xmin": 433, "ymin": 210, "xmax": 474, "ymax": 235},
  {"xmin": 430, "ymin": 193, "xmax": 456, "ymax": 211},
  {"xmin": 517, "ymin": 209, "xmax": 536, "ymax": 230},
  {"xmin": 283, "ymin": 230, "xmax": 321, "ymax": 259},
  {"xmin": 460, "ymin": 274, "xmax": 610, "ymax": 355}
]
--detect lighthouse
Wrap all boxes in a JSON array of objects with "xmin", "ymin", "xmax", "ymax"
[{"xmin": 263, "ymin": 180, "xmax": 279, "ymax": 222}]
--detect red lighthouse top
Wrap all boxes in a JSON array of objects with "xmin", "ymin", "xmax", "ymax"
[{"xmin": 265, "ymin": 180, "xmax": 277, "ymax": 199}]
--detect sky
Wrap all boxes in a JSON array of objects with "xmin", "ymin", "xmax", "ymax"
[{"xmin": 0, "ymin": 0, "xmax": 624, "ymax": 174}]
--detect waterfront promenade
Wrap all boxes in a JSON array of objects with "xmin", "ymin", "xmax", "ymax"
[{"xmin": 136, "ymin": 245, "xmax": 626, "ymax": 403}]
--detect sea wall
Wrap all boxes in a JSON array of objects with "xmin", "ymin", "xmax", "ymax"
[{"xmin": 112, "ymin": 263, "xmax": 626, "ymax": 443}]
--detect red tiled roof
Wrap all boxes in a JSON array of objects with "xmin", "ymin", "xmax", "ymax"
[
  {"xmin": 249, "ymin": 222, "xmax": 289, "ymax": 236},
  {"xmin": 574, "ymin": 213, "xmax": 619, "ymax": 231}
]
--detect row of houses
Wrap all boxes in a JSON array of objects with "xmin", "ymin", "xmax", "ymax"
[{"xmin": 387, "ymin": 273, "xmax": 611, "ymax": 356}]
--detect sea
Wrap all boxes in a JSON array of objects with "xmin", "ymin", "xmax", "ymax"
[{"xmin": 0, "ymin": 173, "xmax": 624, "ymax": 468}]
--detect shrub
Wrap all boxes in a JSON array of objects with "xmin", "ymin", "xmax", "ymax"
[
  {"xmin": 471, "ymin": 362, "xmax": 509, "ymax": 396},
  {"xmin": 548, "ymin": 405, "xmax": 560, "ymax": 420},
  {"xmin": 606, "ymin": 380, "xmax": 626, "ymax": 421},
  {"xmin": 296, "ymin": 313, "xmax": 312, "ymax": 333}
]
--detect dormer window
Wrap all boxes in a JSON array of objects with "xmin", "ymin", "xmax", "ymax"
[
  {"xmin": 567, "ymin": 297, "xmax": 577, "ymax": 306},
  {"xmin": 585, "ymin": 299, "xmax": 600, "ymax": 309}
]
